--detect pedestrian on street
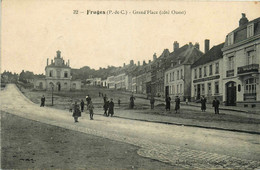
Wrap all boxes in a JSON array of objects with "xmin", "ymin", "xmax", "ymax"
[
  {"xmin": 108, "ymin": 98, "xmax": 114, "ymax": 117},
  {"xmin": 175, "ymin": 96, "xmax": 180, "ymax": 113},
  {"xmin": 72, "ymin": 101, "xmax": 81, "ymax": 123},
  {"xmin": 118, "ymin": 98, "xmax": 121, "ymax": 107},
  {"xmin": 212, "ymin": 97, "xmax": 220, "ymax": 114},
  {"xmin": 130, "ymin": 95, "xmax": 135, "ymax": 109},
  {"xmin": 104, "ymin": 100, "xmax": 109, "ymax": 116},
  {"xmin": 88, "ymin": 100, "xmax": 94, "ymax": 120},
  {"xmin": 40, "ymin": 95, "xmax": 45, "ymax": 107},
  {"xmin": 201, "ymin": 96, "xmax": 207, "ymax": 112},
  {"xmin": 150, "ymin": 96, "xmax": 155, "ymax": 109},
  {"xmin": 165, "ymin": 95, "xmax": 171, "ymax": 111},
  {"xmin": 80, "ymin": 99, "xmax": 85, "ymax": 112},
  {"xmin": 86, "ymin": 95, "xmax": 91, "ymax": 109}
]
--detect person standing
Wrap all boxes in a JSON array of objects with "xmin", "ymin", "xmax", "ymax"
[
  {"xmin": 86, "ymin": 95, "xmax": 91, "ymax": 109},
  {"xmin": 201, "ymin": 96, "xmax": 207, "ymax": 112},
  {"xmin": 40, "ymin": 95, "xmax": 45, "ymax": 107},
  {"xmin": 165, "ymin": 95, "xmax": 171, "ymax": 111},
  {"xmin": 108, "ymin": 98, "xmax": 114, "ymax": 117},
  {"xmin": 118, "ymin": 98, "xmax": 121, "ymax": 107},
  {"xmin": 104, "ymin": 100, "xmax": 109, "ymax": 117},
  {"xmin": 212, "ymin": 97, "xmax": 220, "ymax": 114},
  {"xmin": 150, "ymin": 96, "xmax": 155, "ymax": 109},
  {"xmin": 130, "ymin": 95, "xmax": 135, "ymax": 109},
  {"xmin": 72, "ymin": 102, "xmax": 81, "ymax": 123},
  {"xmin": 80, "ymin": 99, "xmax": 85, "ymax": 112},
  {"xmin": 88, "ymin": 100, "xmax": 94, "ymax": 120},
  {"xmin": 175, "ymin": 96, "xmax": 180, "ymax": 113}
]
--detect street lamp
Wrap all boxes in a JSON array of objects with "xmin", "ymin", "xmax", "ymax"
[{"xmin": 51, "ymin": 85, "xmax": 54, "ymax": 106}]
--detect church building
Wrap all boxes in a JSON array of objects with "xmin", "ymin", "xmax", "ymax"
[{"xmin": 34, "ymin": 50, "xmax": 81, "ymax": 91}]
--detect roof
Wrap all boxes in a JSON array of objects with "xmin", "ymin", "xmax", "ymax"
[
  {"xmin": 192, "ymin": 43, "xmax": 224, "ymax": 68},
  {"xmin": 45, "ymin": 63, "xmax": 71, "ymax": 69},
  {"xmin": 224, "ymin": 17, "xmax": 260, "ymax": 47}
]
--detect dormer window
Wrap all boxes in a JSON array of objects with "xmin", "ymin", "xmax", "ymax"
[
  {"xmin": 227, "ymin": 32, "xmax": 234, "ymax": 45},
  {"xmin": 247, "ymin": 23, "xmax": 254, "ymax": 38}
]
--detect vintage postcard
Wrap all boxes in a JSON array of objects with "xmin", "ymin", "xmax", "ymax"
[{"xmin": 1, "ymin": 0, "xmax": 260, "ymax": 169}]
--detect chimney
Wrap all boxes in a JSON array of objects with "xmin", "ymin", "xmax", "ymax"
[
  {"xmin": 123, "ymin": 63, "xmax": 126, "ymax": 67},
  {"xmin": 239, "ymin": 13, "xmax": 249, "ymax": 27},
  {"xmin": 47, "ymin": 58, "xmax": 49, "ymax": 66},
  {"xmin": 68, "ymin": 59, "xmax": 70, "ymax": 66},
  {"xmin": 138, "ymin": 61, "xmax": 140, "ymax": 66},
  {"xmin": 173, "ymin": 41, "xmax": 179, "ymax": 51},
  {"xmin": 153, "ymin": 53, "xmax": 157, "ymax": 61},
  {"xmin": 204, "ymin": 39, "xmax": 210, "ymax": 53},
  {"xmin": 149, "ymin": 60, "xmax": 151, "ymax": 63},
  {"xmin": 143, "ymin": 60, "xmax": 146, "ymax": 65},
  {"xmin": 130, "ymin": 60, "xmax": 134, "ymax": 65},
  {"xmin": 56, "ymin": 50, "xmax": 61, "ymax": 58},
  {"xmin": 195, "ymin": 43, "xmax": 200, "ymax": 50}
]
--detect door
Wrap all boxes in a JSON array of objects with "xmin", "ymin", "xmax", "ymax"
[
  {"xmin": 165, "ymin": 86, "xmax": 169, "ymax": 97},
  {"xmin": 197, "ymin": 84, "xmax": 201, "ymax": 99},
  {"xmin": 226, "ymin": 81, "xmax": 236, "ymax": 106}
]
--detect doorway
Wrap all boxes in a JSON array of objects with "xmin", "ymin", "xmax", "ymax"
[{"xmin": 226, "ymin": 81, "xmax": 236, "ymax": 106}]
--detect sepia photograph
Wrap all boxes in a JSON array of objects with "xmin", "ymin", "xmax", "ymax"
[{"xmin": 1, "ymin": 0, "xmax": 260, "ymax": 169}]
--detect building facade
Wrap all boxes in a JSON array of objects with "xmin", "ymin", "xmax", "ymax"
[
  {"xmin": 191, "ymin": 43, "xmax": 224, "ymax": 103},
  {"xmin": 34, "ymin": 51, "xmax": 81, "ymax": 91},
  {"xmin": 222, "ymin": 14, "xmax": 260, "ymax": 107}
]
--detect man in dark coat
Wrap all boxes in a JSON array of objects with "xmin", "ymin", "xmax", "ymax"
[
  {"xmin": 80, "ymin": 99, "xmax": 85, "ymax": 112},
  {"xmin": 72, "ymin": 102, "xmax": 81, "ymax": 122},
  {"xmin": 165, "ymin": 95, "xmax": 171, "ymax": 111},
  {"xmin": 86, "ymin": 95, "xmax": 91, "ymax": 109},
  {"xmin": 212, "ymin": 97, "xmax": 220, "ymax": 114},
  {"xmin": 130, "ymin": 95, "xmax": 135, "ymax": 109},
  {"xmin": 104, "ymin": 100, "xmax": 109, "ymax": 116},
  {"xmin": 150, "ymin": 96, "xmax": 155, "ymax": 109},
  {"xmin": 175, "ymin": 96, "xmax": 180, "ymax": 113},
  {"xmin": 201, "ymin": 96, "xmax": 207, "ymax": 112},
  {"xmin": 40, "ymin": 95, "xmax": 45, "ymax": 107},
  {"xmin": 108, "ymin": 98, "xmax": 114, "ymax": 117}
]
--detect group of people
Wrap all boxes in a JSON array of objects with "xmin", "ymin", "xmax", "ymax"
[
  {"xmin": 200, "ymin": 96, "xmax": 220, "ymax": 114},
  {"xmin": 165, "ymin": 95, "xmax": 181, "ymax": 113},
  {"xmin": 102, "ymin": 94, "xmax": 115, "ymax": 117}
]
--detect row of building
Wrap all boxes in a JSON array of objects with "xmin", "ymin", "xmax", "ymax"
[
  {"xmin": 34, "ymin": 14, "xmax": 260, "ymax": 108},
  {"xmin": 100, "ymin": 14, "xmax": 260, "ymax": 108}
]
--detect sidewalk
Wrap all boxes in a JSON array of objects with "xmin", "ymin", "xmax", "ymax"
[{"xmin": 94, "ymin": 106, "xmax": 260, "ymax": 134}]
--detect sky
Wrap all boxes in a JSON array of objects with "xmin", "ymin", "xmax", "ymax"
[{"xmin": 1, "ymin": 0, "xmax": 260, "ymax": 74}]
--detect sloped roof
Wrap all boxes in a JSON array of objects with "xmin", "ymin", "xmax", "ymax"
[{"xmin": 192, "ymin": 43, "xmax": 224, "ymax": 68}]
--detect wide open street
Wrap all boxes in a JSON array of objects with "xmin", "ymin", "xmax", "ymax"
[{"xmin": 1, "ymin": 84, "xmax": 260, "ymax": 169}]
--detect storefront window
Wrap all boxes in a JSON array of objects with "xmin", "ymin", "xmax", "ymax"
[{"xmin": 245, "ymin": 78, "xmax": 256, "ymax": 94}]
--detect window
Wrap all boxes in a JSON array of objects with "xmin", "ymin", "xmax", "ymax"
[
  {"xmin": 49, "ymin": 70, "xmax": 53, "ymax": 77},
  {"xmin": 247, "ymin": 23, "xmax": 254, "ymax": 38},
  {"xmin": 172, "ymin": 72, "xmax": 175, "ymax": 81},
  {"xmin": 215, "ymin": 81, "xmax": 219, "ymax": 94},
  {"xmin": 194, "ymin": 69, "xmax": 197, "ymax": 79},
  {"xmin": 199, "ymin": 68, "xmax": 202, "ymax": 78},
  {"xmin": 177, "ymin": 84, "xmax": 179, "ymax": 94},
  {"xmin": 208, "ymin": 82, "xmax": 212, "ymax": 95},
  {"xmin": 247, "ymin": 51, "xmax": 256, "ymax": 65},
  {"xmin": 57, "ymin": 70, "xmax": 61, "ymax": 78},
  {"xmin": 209, "ymin": 65, "xmax": 213, "ymax": 75},
  {"xmin": 194, "ymin": 85, "xmax": 197, "ymax": 96},
  {"xmin": 170, "ymin": 73, "xmax": 172, "ymax": 82},
  {"xmin": 166, "ymin": 74, "xmax": 168, "ymax": 83},
  {"xmin": 228, "ymin": 56, "xmax": 234, "ymax": 70},
  {"xmin": 180, "ymin": 84, "xmax": 182, "ymax": 93},
  {"xmin": 245, "ymin": 78, "xmax": 256, "ymax": 94},
  {"xmin": 177, "ymin": 70, "xmax": 179, "ymax": 80},
  {"xmin": 204, "ymin": 66, "xmax": 207, "ymax": 77},
  {"xmin": 64, "ymin": 72, "xmax": 68, "ymax": 78},
  {"xmin": 215, "ymin": 62, "xmax": 219, "ymax": 74},
  {"xmin": 180, "ymin": 69, "xmax": 183, "ymax": 79},
  {"xmin": 227, "ymin": 32, "xmax": 234, "ymax": 45}
]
